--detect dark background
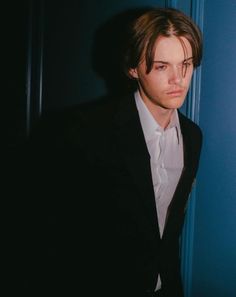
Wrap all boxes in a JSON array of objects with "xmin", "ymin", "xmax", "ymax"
[
  {"xmin": 5, "ymin": 1, "xmax": 236, "ymax": 296},
  {"xmin": 6, "ymin": 0, "xmax": 166, "ymax": 147}
]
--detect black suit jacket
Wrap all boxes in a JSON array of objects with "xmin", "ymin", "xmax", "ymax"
[{"xmin": 26, "ymin": 93, "xmax": 202, "ymax": 296}]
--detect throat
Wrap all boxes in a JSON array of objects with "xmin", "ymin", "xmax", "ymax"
[{"xmin": 152, "ymin": 108, "xmax": 174, "ymax": 129}]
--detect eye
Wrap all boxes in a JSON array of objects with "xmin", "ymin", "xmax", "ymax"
[
  {"xmin": 182, "ymin": 60, "xmax": 193, "ymax": 77},
  {"xmin": 182, "ymin": 58, "xmax": 193, "ymax": 69},
  {"xmin": 154, "ymin": 64, "xmax": 167, "ymax": 71},
  {"xmin": 183, "ymin": 61, "xmax": 191, "ymax": 67}
]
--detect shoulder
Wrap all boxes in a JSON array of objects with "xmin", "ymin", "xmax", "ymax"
[
  {"xmin": 178, "ymin": 111, "xmax": 202, "ymax": 140},
  {"xmin": 77, "ymin": 94, "xmax": 133, "ymax": 121},
  {"xmin": 27, "ymin": 94, "xmax": 132, "ymax": 147},
  {"xmin": 178, "ymin": 111, "xmax": 203, "ymax": 165}
]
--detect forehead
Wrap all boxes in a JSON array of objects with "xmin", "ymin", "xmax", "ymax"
[{"xmin": 153, "ymin": 35, "xmax": 192, "ymax": 61}]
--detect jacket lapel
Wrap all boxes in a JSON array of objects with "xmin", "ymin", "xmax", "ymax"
[
  {"xmin": 112, "ymin": 97, "xmax": 195, "ymax": 240},
  {"xmin": 113, "ymin": 95, "xmax": 160, "ymax": 237},
  {"xmin": 162, "ymin": 112, "xmax": 194, "ymax": 239}
]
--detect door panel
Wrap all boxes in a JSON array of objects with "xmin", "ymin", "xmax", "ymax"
[{"xmin": 191, "ymin": 1, "xmax": 236, "ymax": 296}]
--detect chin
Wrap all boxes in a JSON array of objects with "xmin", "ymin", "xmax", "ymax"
[{"xmin": 163, "ymin": 99, "xmax": 185, "ymax": 110}]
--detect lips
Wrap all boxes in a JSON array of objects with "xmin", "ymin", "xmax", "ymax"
[{"xmin": 166, "ymin": 89, "xmax": 184, "ymax": 96}]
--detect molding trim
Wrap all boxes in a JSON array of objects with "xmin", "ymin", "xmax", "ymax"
[
  {"xmin": 181, "ymin": 1, "xmax": 205, "ymax": 297},
  {"xmin": 26, "ymin": 0, "xmax": 45, "ymax": 136},
  {"xmin": 26, "ymin": 1, "xmax": 33, "ymax": 136},
  {"xmin": 165, "ymin": 0, "xmax": 178, "ymax": 8}
]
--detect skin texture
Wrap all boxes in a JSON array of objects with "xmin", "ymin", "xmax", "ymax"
[{"xmin": 129, "ymin": 35, "xmax": 193, "ymax": 128}]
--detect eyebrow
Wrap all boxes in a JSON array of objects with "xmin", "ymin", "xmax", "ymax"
[{"xmin": 153, "ymin": 57, "xmax": 193, "ymax": 64}]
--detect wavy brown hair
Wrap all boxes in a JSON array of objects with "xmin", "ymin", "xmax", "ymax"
[{"xmin": 123, "ymin": 7, "xmax": 203, "ymax": 77}]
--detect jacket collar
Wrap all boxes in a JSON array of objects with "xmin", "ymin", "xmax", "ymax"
[
  {"xmin": 113, "ymin": 94, "xmax": 160, "ymax": 237},
  {"xmin": 113, "ymin": 94, "xmax": 193, "ymax": 239}
]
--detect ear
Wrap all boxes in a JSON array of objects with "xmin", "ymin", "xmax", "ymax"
[{"xmin": 128, "ymin": 68, "xmax": 139, "ymax": 79}]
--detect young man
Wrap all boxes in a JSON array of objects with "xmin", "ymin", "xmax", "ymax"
[
  {"xmin": 111, "ymin": 7, "xmax": 203, "ymax": 297},
  {"xmin": 27, "ymin": 7, "xmax": 203, "ymax": 297}
]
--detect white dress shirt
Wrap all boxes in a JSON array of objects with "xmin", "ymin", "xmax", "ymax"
[{"xmin": 135, "ymin": 90, "xmax": 184, "ymax": 290}]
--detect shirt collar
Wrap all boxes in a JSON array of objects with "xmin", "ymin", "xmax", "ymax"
[{"xmin": 134, "ymin": 90, "xmax": 182, "ymax": 144}]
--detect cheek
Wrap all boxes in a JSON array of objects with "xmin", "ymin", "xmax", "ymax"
[
  {"xmin": 148, "ymin": 74, "xmax": 165, "ymax": 86},
  {"xmin": 139, "ymin": 71, "xmax": 167, "ymax": 92}
]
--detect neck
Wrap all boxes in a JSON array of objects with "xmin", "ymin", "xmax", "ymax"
[
  {"xmin": 142, "ymin": 97, "xmax": 174, "ymax": 129},
  {"xmin": 152, "ymin": 108, "xmax": 174, "ymax": 129}
]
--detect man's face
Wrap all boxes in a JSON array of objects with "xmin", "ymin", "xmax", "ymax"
[{"xmin": 129, "ymin": 35, "xmax": 194, "ymax": 112}]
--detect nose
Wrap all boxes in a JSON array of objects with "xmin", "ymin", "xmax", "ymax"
[{"xmin": 168, "ymin": 66, "xmax": 182, "ymax": 85}]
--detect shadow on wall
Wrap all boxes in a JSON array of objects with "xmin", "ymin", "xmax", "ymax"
[{"xmin": 91, "ymin": 7, "xmax": 153, "ymax": 97}]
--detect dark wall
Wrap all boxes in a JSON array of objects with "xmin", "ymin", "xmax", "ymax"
[
  {"xmin": 42, "ymin": 0, "xmax": 166, "ymax": 110},
  {"xmin": 6, "ymin": 0, "xmax": 167, "ymax": 147},
  {"xmin": 5, "ymin": 1, "xmax": 29, "ymax": 147}
]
